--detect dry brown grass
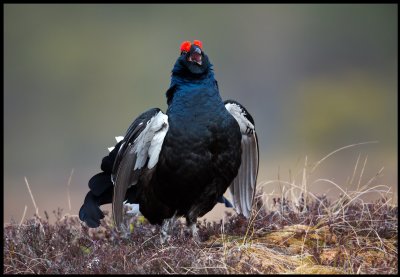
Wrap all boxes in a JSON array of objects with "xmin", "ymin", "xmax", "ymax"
[{"xmin": 4, "ymin": 144, "xmax": 398, "ymax": 274}]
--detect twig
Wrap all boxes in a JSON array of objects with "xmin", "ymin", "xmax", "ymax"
[
  {"xmin": 19, "ymin": 205, "xmax": 27, "ymax": 226},
  {"xmin": 350, "ymin": 153, "xmax": 361, "ymax": 185},
  {"xmin": 301, "ymin": 156, "xmax": 308, "ymax": 212},
  {"xmin": 67, "ymin": 169, "xmax": 74, "ymax": 211},
  {"xmin": 24, "ymin": 177, "xmax": 38, "ymax": 216},
  {"xmin": 357, "ymin": 155, "xmax": 368, "ymax": 191}
]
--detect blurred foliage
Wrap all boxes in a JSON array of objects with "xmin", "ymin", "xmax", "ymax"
[{"xmin": 4, "ymin": 4, "xmax": 397, "ymax": 223}]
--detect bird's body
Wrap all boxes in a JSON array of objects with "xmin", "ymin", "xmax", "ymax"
[
  {"xmin": 150, "ymin": 85, "xmax": 242, "ymax": 224},
  {"xmin": 79, "ymin": 40, "xmax": 259, "ymax": 240}
]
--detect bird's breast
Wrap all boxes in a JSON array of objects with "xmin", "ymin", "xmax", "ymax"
[{"xmin": 159, "ymin": 90, "xmax": 242, "ymax": 185}]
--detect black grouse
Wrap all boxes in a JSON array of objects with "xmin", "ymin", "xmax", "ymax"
[{"xmin": 79, "ymin": 40, "xmax": 259, "ymax": 241}]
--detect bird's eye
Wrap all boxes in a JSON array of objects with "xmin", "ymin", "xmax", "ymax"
[{"xmin": 181, "ymin": 51, "xmax": 188, "ymax": 55}]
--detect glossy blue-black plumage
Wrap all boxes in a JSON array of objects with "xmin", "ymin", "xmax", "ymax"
[
  {"xmin": 147, "ymin": 46, "xmax": 242, "ymax": 225},
  {"xmin": 80, "ymin": 43, "xmax": 243, "ymax": 228}
]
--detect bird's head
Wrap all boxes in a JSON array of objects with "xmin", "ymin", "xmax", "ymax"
[{"xmin": 172, "ymin": 40, "xmax": 212, "ymax": 77}]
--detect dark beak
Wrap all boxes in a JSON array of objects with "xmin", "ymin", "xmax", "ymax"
[{"xmin": 188, "ymin": 47, "xmax": 203, "ymax": 65}]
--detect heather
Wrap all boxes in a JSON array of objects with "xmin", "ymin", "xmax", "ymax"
[
  {"xmin": 4, "ymin": 146, "xmax": 397, "ymax": 274},
  {"xmin": 4, "ymin": 191, "xmax": 397, "ymax": 274}
]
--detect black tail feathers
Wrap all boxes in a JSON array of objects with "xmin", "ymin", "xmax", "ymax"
[
  {"xmin": 79, "ymin": 191, "xmax": 105, "ymax": 228},
  {"xmin": 79, "ymin": 186, "xmax": 113, "ymax": 228}
]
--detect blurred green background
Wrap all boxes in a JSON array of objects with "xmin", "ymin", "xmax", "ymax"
[{"xmin": 4, "ymin": 4, "xmax": 397, "ymax": 223}]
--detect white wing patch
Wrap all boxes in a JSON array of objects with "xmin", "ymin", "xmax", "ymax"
[
  {"xmin": 225, "ymin": 102, "xmax": 259, "ymax": 218},
  {"xmin": 108, "ymin": 112, "xmax": 168, "ymax": 170},
  {"xmin": 132, "ymin": 111, "xmax": 169, "ymax": 170},
  {"xmin": 225, "ymin": 103, "xmax": 255, "ymax": 134}
]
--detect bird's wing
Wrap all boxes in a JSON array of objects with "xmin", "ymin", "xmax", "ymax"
[
  {"xmin": 224, "ymin": 100, "xmax": 259, "ymax": 218},
  {"xmin": 112, "ymin": 108, "xmax": 169, "ymax": 228}
]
